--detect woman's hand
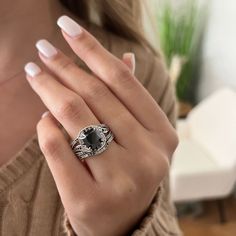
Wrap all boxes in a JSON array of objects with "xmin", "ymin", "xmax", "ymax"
[{"xmin": 24, "ymin": 16, "xmax": 178, "ymax": 236}]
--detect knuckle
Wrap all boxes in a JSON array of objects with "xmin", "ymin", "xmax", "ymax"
[
  {"xmin": 56, "ymin": 96, "xmax": 81, "ymax": 120},
  {"xmin": 36, "ymin": 119, "xmax": 43, "ymax": 131},
  {"xmin": 166, "ymin": 127, "xmax": 179, "ymax": 156},
  {"xmin": 171, "ymin": 130, "xmax": 179, "ymax": 151},
  {"xmin": 31, "ymin": 73, "xmax": 46, "ymax": 88},
  {"xmin": 149, "ymin": 154, "xmax": 169, "ymax": 181},
  {"xmin": 141, "ymin": 146, "xmax": 170, "ymax": 181},
  {"xmin": 39, "ymin": 133, "xmax": 61, "ymax": 159},
  {"xmin": 81, "ymin": 39, "xmax": 98, "ymax": 58},
  {"xmin": 111, "ymin": 65, "xmax": 135, "ymax": 88},
  {"xmin": 85, "ymin": 82, "xmax": 109, "ymax": 101},
  {"xmin": 57, "ymin": 58, "xmax": 76, "ymax": 75},
  {"xmin": 152, "ymin": 125, "xmax": 179, "ymax": 160},
  {"xmin": 113, "ymin": 112, "xmax": 137, "ymax": 131},
  {"xmin": 113, "ymin": 65, "xmax": 132, "ymax": 80},
  {"xmin": 158, "ymin": 153, "xmax": 170, "ymax": 174}
]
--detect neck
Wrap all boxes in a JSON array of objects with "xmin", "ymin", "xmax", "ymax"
[{"xmin": 0, "ymin": 0, "xmax": 63, "ymax": 84}]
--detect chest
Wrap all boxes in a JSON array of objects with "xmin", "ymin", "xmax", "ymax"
[
  {"xmin": 0, "ymin": 78, "xmax": 45, "ymax": 166},
  {"xmin": 0, "ymin": 76, "xmax": 46, "ymax": 166}
]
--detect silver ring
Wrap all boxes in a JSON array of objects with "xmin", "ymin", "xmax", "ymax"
[{"xmin": 71, "ymin": 124, "xmax": 114, "ymax": 160}]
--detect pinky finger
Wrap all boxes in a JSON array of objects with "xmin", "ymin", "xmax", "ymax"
[
  {"xmin": 37, "ymin": 112, "xmax": 95, "ymax": 204},
  {"xmin": 122, "ymin": 52, "xmax": 136, "ymax": 75}
]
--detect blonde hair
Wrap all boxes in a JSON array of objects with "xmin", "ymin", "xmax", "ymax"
[{"xmin": 59, "ymin": 0, "xmax": 157, "ymax": 55}]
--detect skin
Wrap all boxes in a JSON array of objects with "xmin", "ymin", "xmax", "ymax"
[
  {"xmin": 0, "ymin": 0, "xmax": 133, "ymax": 166},
  {"xmin": 28, "ymin": 20, "xmax": 178, "ymax": 235},
  {"xmin": 1, "ymin": 1, "xmax": 178, "ymax": 235},
  {"xmin": 0, "ymin": 0, "xmax": 78, "ymax": 165}
]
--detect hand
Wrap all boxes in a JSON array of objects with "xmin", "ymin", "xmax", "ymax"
[{"xmin": 24, "ymin": 16, "xmax": 178, "ymax": 236}]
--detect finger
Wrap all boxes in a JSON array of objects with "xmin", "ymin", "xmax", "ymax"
[
  {"xmin": 122, "ymin": 52, "xmax": 135, "ymax": 75},
  {"xmin": 35, "ymin": 39, "xmax": 142, "ymax": 147},
  {"xmin": 24, "ymin": 62, "xmax": 99, "ymax": 139},
  {"xmin": 24, "ymin": 62, "xmax": 124, "ymax": 181},
  {"xmin": 37, "ymin": 111, "xmax": 95, "ymax": 205},
  {"xmin": 57, "ymin": 15, "xmax": 169, "ymax": 132}
]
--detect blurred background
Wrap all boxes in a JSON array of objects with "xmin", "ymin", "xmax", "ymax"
[{"xmin": 145, "ymin": 0, "xmax": 236, "ymax": 235}]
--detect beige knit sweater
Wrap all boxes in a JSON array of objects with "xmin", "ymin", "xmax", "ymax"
[{"xmin": 0, "ymin": 23, "xmax": 182, "ymax": 236}]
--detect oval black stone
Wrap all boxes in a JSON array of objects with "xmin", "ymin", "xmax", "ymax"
[{"xmin": 82, "ymin": 128, "xmax": 103, "ymax": 150}]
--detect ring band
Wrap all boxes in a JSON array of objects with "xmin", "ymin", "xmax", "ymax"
[{"xmin": 71, "ymin": 124, "xmax": 114, "ymax": 160}]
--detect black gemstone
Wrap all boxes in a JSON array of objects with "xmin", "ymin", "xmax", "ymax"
[{"xmin": 82, "ymin": 128, "xmax": 103, "ymax": 150}]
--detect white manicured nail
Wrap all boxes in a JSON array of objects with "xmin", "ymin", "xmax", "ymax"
[
  {"xmin": 36, "ymin": 39, "xmax": 58, "ymax": 58},
  {"xmin": 57, "ymin": 15, "xmax": 82, "ymax": 38},
  {"xmin": 41, "ymin": 111, "xmax": 50, "ymax": 118},
  {"xmin": 24, "ymin": 62, "xmax": 41, "ymax": 77}
]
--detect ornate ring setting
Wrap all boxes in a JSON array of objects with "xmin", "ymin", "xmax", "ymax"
[{"xmin": 71, "ymin": 124, "xmax": 114, "ymax": 160}]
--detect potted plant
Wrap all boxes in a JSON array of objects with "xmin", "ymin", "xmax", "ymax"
[{"xmin": 157, "ymin": 0, "xmax": 206, "ymax": 117}]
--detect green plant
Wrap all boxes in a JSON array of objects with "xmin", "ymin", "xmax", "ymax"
[{"xmin": 157, "ymin": 0, "xmax": 205, "ymax": 103}]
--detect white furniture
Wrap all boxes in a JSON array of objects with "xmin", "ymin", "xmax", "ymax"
[{"xmin": 170, "ymin": 88, "xmax": 236, "ymax": 203}]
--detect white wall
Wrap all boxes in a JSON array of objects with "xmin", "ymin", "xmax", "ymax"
[{"xmin": 198, "ymin": 0, "xmax": 236, "ymax": 101}]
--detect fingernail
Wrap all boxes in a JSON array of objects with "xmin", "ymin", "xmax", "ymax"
[
  {"xmin": 36, "ymin": 39, "xmax": 58, "ymax": 58},
  {"xmin": 57, "ymin": 15, "xmax": 82, "ymax": 38},
  {"xmin": 129, "ymin": 53, "xmax": 136, "ymax": 75},
  {"xmin": 42, "ymin": 111, "xmax": 50, "ymax": 118},
  {"xmin": 124, "ymin": 53, "xmax": 136, "ymax": 75},
  {"xmin": 24, "ymin": 62, "xmax": 41, "ymax": 77},
  {"xmin": 131, "ymin": 53, "xmax": 135, "ymax": 65}
]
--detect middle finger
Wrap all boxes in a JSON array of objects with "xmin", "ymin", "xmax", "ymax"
[{"xmin": 35, "ymin": 39, "xmax": 144, "ymax": 148}]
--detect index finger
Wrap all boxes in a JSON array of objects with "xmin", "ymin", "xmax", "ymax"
[{"xmin": 57, "ymin": 15, "xmax": 170, "ymax": 132}]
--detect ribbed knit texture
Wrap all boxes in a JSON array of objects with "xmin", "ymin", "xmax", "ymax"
[
  {"xmin": 0, "ymin": 136, "xmax": 68, "ymax": 235},
  {"xmin": 0, "ymin": 22, "xmax": 182, "ymax": 236}
]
